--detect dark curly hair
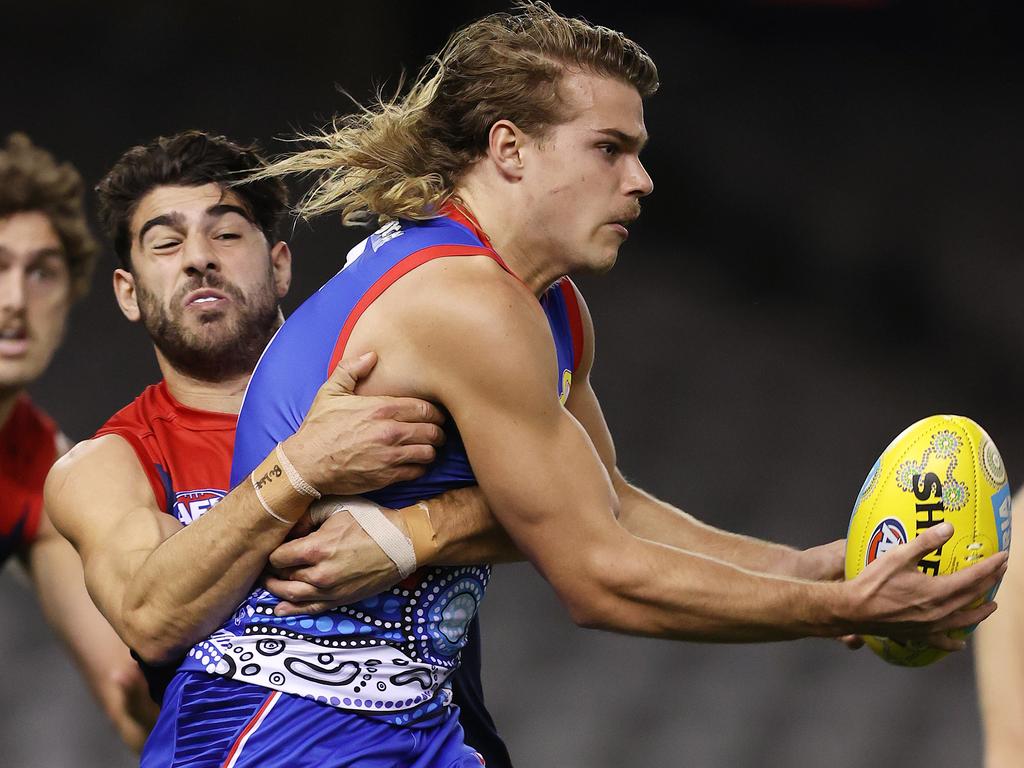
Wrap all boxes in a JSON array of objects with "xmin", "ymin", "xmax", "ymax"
[{"xmin": 96, "ymin": 130, "xmax": 289, "ymax": 269}]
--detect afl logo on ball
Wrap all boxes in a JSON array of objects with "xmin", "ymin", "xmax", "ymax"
[{"xmin": 866, "ymin": 518, "xmax": 908, "ymax": 566}]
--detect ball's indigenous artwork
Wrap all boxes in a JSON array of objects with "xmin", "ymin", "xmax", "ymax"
[{"xmin": 845, "ymin": 415, "xmax": 1012, "ymax": 667}]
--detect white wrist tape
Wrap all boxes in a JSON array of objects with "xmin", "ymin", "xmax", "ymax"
[
  {"xmin": 275, "ymin": 443, "xmax": 321, "ymax": 499},
  {"xmin": 337, "ymin": 496, "xmax": 417, "ymax": 578}
]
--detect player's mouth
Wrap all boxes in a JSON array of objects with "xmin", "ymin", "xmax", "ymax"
[
  {"xmin": 609, "ymin": 214, "xmax": 639, "ymax": 240},
  {"xmin": 184, "ymin": 289, "xmax": 229, "ymax": 310},
  {"xmin": 0, "ymin": 325, "xmax": 30, "ymax": 357}
]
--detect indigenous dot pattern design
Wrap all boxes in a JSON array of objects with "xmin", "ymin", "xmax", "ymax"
[
  {"xmin": 981, "ymin": 438, "xmax": 1007, "ymax": 487},
  {"xmin": 181, "ymin": 564, "xmax": 489, "ymax": 724},
  {"xmin": 893, "ymin": 428, "xmax": 968, "ymax": 512}
]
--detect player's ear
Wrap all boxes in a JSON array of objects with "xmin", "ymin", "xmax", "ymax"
[
  {"xmin": 112, "ymin": 268, "xmax": 140, "ymax": 322},
  {"xmin": 270, "ymin": 241, "xmax": 292, "ymax": 298},
  {"xmin": 487, "ymin": 120, "xmax": 526, "ymax": 181}
]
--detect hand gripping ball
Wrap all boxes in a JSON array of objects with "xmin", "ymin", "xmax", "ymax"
[{"xmin": 844, "ymin": 415, "xmax": 1011, "ymax": 666}]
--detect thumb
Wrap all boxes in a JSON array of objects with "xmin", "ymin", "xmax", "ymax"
[{"xmin": 329, "ymin": 351, "xmax": 377, "ymax": 394}]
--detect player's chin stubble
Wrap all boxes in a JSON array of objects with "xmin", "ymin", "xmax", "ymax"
[{"xmin": 135, "ymin": 273, "xmax": 281, "ymax": 383}]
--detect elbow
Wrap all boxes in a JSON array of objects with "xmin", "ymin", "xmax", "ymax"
[
  {"xmin": 123, "ymin": 631, "xmax": 177, "ymax": 667},
  {"xmin": 568, "ymin": 602, "xmax": 613, "ymax": 632},
  {"xmin": 121, "ymin": 609, "xmax": 190, "ymax": 666},
  {"xmin": 557, "ymin": 540, "xmax": 643, "ymax": 632}
]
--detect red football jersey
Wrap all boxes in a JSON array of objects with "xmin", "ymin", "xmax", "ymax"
[
  {"xmin": 0, "ymin": 395, "xmax": 58, "ymax": 566},
  {"xmin": 94, "ymin": 382, "xmax": 237, "ymax": 524}
]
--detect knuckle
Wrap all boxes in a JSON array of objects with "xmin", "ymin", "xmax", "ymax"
[
  {"xmin": 279, "ymin": 584, "xmax": 299, "ymax": 602},
  {"xmin": 395, "ymin": 465, "xmax": 427, "ymax": 483},
  {"xmin": 413, "ymin": 445, "xmax": 436, "ymax": 463},
  {"xmin": 371, "ymin": 402, "xmax": 398, "ymax": 421},
  {"xmin": 307, "ymin": 568, "xmax": 331, "ymax": 589},
  {"xmin": 377, "ymin": 424, "xmax": 402, "ymax": 446},
  {"xmin": 334, "ymin": 370, "xmax": 356, "ymax": 389},
  {"xmin": 426, "ymin": 425, "xmax": 445, "ymax": 445}
]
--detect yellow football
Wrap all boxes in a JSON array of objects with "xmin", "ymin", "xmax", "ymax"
[{"xmin": 844, "ymin": 414, "xmax": 1011, "ymax": 666}]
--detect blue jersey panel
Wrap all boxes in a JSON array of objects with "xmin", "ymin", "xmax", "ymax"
[{"xmin": 231, "ymin": 217, "xmax": 490, "ymax": 489}]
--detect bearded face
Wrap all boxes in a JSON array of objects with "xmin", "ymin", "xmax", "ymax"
[
  {"xmin": 134, "ymin": 264, "xmax": 281, "ymax": 382},
  {"xmin": 118, "ymin": 184, "xmax": 290, "ymax": 384}
]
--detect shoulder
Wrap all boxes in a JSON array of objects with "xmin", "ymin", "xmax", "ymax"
[
  {"xmin": 381, "ymin": 258, "xmax": 564, "ymax": 410},
  {"xmin": 45, "ymin": 434, "xmax": 154, "ymax": 531},
  {"xmin": 48, "ymin": 434, "xmax": 147, "ymax": 493},
  {"xmin": 386, "ymin": 255, "xmax": 551, "ymax": 351}
]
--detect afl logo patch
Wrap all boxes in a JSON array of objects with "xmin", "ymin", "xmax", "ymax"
[
  {"xmin": 174, "ymin": 488, "xmax": 226, "ymax": 525},
  {"xmin": 866, "ymin": 518, "xmax": 908, "ymax": 566}
]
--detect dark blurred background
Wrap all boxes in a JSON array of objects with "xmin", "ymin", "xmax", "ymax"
[{"xmin": 3, "ymin": 1, "xmax": 1023, "ymax": 765}]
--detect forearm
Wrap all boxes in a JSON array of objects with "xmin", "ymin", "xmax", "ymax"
[
  {"xmin": 122, "ymin": 473, "xmax": 305, "ymax": 661},
  {"xmin": 552, "ymin": 525, "xmax": 842, "ymax": 641},
  {"xmin": 422, "ymin": 486, "xmax": 522, "ymax": 566},
  {"xmin": 616, "ymin": 480, "xmax": 811, "ymax": 578}
]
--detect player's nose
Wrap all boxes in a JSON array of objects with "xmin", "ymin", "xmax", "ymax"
[
  {"xmin": 0, "ymin": 267, "xmax": 28, "ymax": 313},
  {"xmin": 180, "ymin": 236, "xmax": 221, "ymax": 274},
  {"xmin": 626, "ymin": 156, "xmax": 653, "ymax": 198}
]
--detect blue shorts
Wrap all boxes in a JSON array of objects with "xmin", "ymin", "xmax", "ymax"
[{"xmin": 141, "ymin": 672, "xmax": 485, "ymax": 768}]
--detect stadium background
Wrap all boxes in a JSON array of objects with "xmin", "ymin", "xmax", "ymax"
[{"xmin": 3, "ymin": 1, "xmax": 1023, "ymax": 765}]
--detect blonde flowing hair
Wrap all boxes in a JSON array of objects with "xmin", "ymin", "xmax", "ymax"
[{"xmin": 256, "ymin": 2, "xmax": 658, "ymax": 226}]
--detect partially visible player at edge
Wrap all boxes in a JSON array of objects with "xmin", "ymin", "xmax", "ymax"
[
  {"xmin": 0, "ymin": 132, "xmax": 158, "ymax": 749},
  {"xmin": 976, "ymin": 485, "xmax": 1021, "ymax": 768},
  {"xmin": 46, "ymin": 131, "xmax": 518, "ymax": 766},
  {"xmin": 224, "ymin": 2, "xmax": 1006, "ymax": 762}
]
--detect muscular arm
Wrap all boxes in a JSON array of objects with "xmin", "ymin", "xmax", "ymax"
[
  {"xmin": 353, "ymin": 257, "xmax": 1003, "ymax": 643},
  {"xmin": 46, "ymin": 434, "xmax": 305, "ymax": 664},
  {"xmin": 47, "ymin": 355, "xmax": 445, "ymax": 664},
  {"xmin": 975, "ymin": 486, "xmax": 1024, "ymax": 768},
  {"xmin": 24, "ymin": 509, "xmax": 157, "ymax": 751}
]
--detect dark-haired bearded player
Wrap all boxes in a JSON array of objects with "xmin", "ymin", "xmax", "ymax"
[{"xmin": 46, "ymin": 131, "xmax": 516, "ymax": 766}]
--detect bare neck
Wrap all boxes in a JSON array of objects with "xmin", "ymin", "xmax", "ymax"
[
  {"xmin": 155, "ymin": 348, "xmax": 249, "ymax": 415},
  {"xmin": 454, "ymin": 181, "xmax": 567, "ymax": 298}
]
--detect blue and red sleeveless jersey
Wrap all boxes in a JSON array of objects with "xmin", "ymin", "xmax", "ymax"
[
  {"xmin": 0, "ymin": 395, "xmax": 58, "ymax": 567},
  {"xmin": 207, "ymin": 211, "xmax": 581, "ymax": 734}
]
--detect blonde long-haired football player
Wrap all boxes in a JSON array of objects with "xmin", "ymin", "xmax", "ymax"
[{"xmin": 210, "ymin": 2, "xmax": 1006, "ymax": 763}]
